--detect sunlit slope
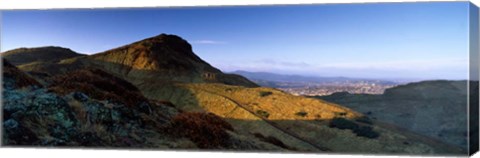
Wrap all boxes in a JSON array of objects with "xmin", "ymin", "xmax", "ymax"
[
  {"xmin": 133, "ymin": 82, "xmax": 464, "ymax": 154},
  {"xmin": 125, "ymin": 82, "xmax": 321, "ymax": 151},
  {"xmin": 183, "ymin": 83, "xmax": 360, "ymax": 120}
]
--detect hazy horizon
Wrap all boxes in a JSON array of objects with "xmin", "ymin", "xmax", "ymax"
[
  {"xmin": 228, "ymin": 69, "xmax": 469, "ymax": 82},
  {"xmin": 1, "ymin": 2, "xmax": 471, "ymax": 80}
]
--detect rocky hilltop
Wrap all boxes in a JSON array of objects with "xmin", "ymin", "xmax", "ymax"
[
  {"xmin": 87, "ymin": 34, "xmax": 258, "ymax": 87},
  {"xmin": 317, "ymin": 80, "xmax": 471, "ymax": 149},
  {"xmin": 3, "ymin": 60, "xmax": 42, "ymax": 89},
  {"xmin": 1, "ymin": 34, "xmax": 467, "ymax": 155}
]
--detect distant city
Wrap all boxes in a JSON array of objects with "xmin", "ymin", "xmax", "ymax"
[
  {"xmin": 232, "ymin": 71, "xmax": 400, "ymax": 96},
  {"xmin": 253, "ymin": 79, "xmax": 397, "ymax": 96},
  {"xmin": 278, "ymin": 82, "xmax": 396, "ymax": 96}
]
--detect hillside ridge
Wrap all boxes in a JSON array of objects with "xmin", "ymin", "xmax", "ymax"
[
  {"xmin": 317, "ymin": 80, "xmax": 469, "ymax": 149},
  {"xmin": 87, "ymin": 33, "xmax": 258, "ymax": 87},
  {"xmin": 2, "ymin": 46, "xmax": 85, "ymax": 66}
]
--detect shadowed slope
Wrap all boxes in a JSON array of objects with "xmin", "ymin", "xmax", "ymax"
[
  {"xmin": 2, "ymin": 59, "xmax": 42, "ymax": 89},
  {"xmin": 2, "ymin": 46, "xmax": 85, "ymax": 66},
  {"xmin": 317, "ymin": 80, "xmax": 469, "ymax": 149},
  {"xmin": 48, "ymin": 68, "xmax": 148, "ymax": 107}
]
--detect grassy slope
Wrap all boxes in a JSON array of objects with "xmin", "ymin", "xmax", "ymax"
[
  {"xmin": 134, "ymin": 82, "xmax": 465, "ymax": 155},
  {"xmin": 316, "ymin": 81, "xmax": 468, "ymax": 150}
]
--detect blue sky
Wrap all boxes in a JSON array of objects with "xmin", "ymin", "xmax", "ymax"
[{"xmin": 1, "ymin": 2, "xmax": 471, "ymax": 80}]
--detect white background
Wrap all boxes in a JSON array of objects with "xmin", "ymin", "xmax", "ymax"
[{"xmin": 0, "ymin": 0, "xmax": 478, "ymax": 158}]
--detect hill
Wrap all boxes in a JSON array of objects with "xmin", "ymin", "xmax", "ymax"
[
  {"xmin": 316, "ymin": 80, "xmax": 470, "ymax": 149},
  {"xmin": 2, "ymin": 59, "xmax": 42, "ymax": 89},
  {"xmin": 3, "ymin": 60, "xmax": 286, "ymax": 150},
  {"xmin": 2, "ymin": 46, "xmax": 85, "ymax": 66},
  {"xmin": 87, "ymin": 34, "xmax": 258, "ymax": 88},
  {"xmin": 1, "ymin": 34, "xmax": 467, "ymax": 155},
  {"xmin": 3, "ymin": 35, "xmax": 257, "ymax": 88}
]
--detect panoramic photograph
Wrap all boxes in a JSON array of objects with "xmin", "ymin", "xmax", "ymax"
[{"xmin": 1, "ymin": 1, "xmax": 479, "ymax": 156}]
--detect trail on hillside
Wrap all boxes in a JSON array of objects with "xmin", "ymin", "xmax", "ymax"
[{"xmin": 198, "ymin": 88, "xmax": 332, "ymax": 151}]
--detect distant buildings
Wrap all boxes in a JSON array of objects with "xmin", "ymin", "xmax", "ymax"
[{"xmin": 279, "ymin": 83, "xmax": 396, "ymax": 96}]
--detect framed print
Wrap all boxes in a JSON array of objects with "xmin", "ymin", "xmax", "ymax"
[{"xmin": 1, "ymin": 1, "xmax": 479, "ymax": 157}]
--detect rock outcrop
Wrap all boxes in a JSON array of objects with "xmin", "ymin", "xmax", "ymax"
[{"xmin": 2, "ymin": 59, "xmax": 42, "ymax": 89}]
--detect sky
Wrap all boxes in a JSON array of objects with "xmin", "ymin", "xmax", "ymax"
[{"xmin": 0, "ymin": 2, "xmax": 472, "ymax": 80}]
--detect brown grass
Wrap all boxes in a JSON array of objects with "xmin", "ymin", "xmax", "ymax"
[
  {"xmin": 3, "ymin": 59, "xmax": 42, "ymax": 88},
  {"xmin": 48, "ymin": 68, "xmax": 147, "ymax": 107},
  {"xmin": 169, "ymin": 112, "xmax": 234, "ymax": 148}
]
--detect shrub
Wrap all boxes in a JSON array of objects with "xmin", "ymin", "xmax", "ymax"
[
  {"xmin": 255, "ymin": 110, "xmax": 270, "ymax": 118},
  {"xmin": 355, "ymin": 116, "xmax": 373, "ymax": 125},
  {"xmin": 295, "ymin": 111, "xmax": 308, "ymax": 117},
  {"xmin": 259, "ymin": 91, "xmax": 273, "ymax": 97},
  {"xmin": 337, "ymin": 112, "xmax": 347, "ymax": 116},
  {"xmin": 329, "ymin": 118, "xmax": 359, "ymax": 130},
  {"xmin": 353, "ymin": 126, "xmax": 380, "ymax": 139},
  {"xmin": 169, "ymin": 112, "xmax": 233, "ymax": 148},
  {"xmin": 329, "ymin": 118, "xmax": 380, "ymax": 139}
]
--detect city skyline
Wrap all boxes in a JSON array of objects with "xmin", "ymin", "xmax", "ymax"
[{"xmin": 1, "ymin": 2, "xmax": 471, "ymax": 80}]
